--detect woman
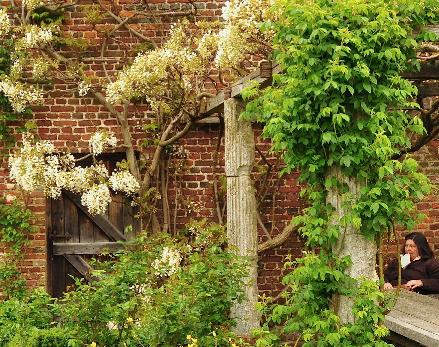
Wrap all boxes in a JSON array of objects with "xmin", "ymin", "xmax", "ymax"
[{"xmin": 384, "ymin": 232, "xmax": 439, "ymax": 294}]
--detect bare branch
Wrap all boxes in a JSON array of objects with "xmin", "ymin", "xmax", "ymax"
[
  {"xmin": 97, "ymin": 0, "xmax": 157, "ymax": 49},
  {"xmin": 257, "ymin": 211, "xmax": 271, "ymax": 240},
  {"xmin": 258, "ymin": 223, "xmax": 297, "ymax": 253}
]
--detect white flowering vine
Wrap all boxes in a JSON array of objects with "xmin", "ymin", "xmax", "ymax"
[
  {"xmin": 9, "ymin": 133, "xmax": 140, "ymax": 215},
  {"xmin": 0, "ymin": 9, "xmax": 11, "ymax": 37},
  {"xmin": 152, "ymin": 246, "xmax": 182, "ymax": 277}
]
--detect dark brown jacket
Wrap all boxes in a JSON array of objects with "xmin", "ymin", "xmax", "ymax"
[{"xmin": 384, "ymin": 257, "xmax": 439, "ymax": 294}]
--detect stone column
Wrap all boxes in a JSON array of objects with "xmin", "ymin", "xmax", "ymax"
[
  {"xmin": 326, "ymin": 166, "xmax": 378, "ymax": 323},
  {"xmin": 224, "ymin": 97, "xmax": 260, "ymax": 336}
]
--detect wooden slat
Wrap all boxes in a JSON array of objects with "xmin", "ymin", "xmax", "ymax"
[
  {"xmin": 200, "ymin": 63, "xmax": 281, "ymax": 117},
  {"xmin": 64, "ymin": 196, "xmax": 79, "ymax": 242},
  {"xmin": 404, "ymin": 64, "xmax": 439, "ymax": 80},
  {"xmin": 64, "ymin": 255, "xmax": 93, "ymax": 280},
  {"xmin": 64, "ymin": 191, "xmax": 126, "ymax": 242},
  {"xmin": 53, "ymin": 242, "xmax": 125, "ymax": 255},
  {"xmin": 51, "ymin": 196, "xmax": 65, "ymax": 239},
  {"xmin": 418, "ymin": 83, "xmax": 439, "ymax": 97}
]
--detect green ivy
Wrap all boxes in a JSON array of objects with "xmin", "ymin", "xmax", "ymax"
[
  {"xmin": 0, "ymin": 202, "xmax": 35, "ymax": 299},
  {"xmin": 244, "ymin": 0, "xmax": 439, "ymax": 345}
]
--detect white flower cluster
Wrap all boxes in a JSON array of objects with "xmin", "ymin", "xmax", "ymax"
[
  {"xmin": 0, "ymin": 8, "xmax": 11, "ymax": 37},
  {"xmin": 81, "ymin": 184, "xmax": 111, "ymax": 216},
  {"xmin": 106, "ymin": 21, "xmax": 207, "ymax": 108},
  {"xmin": 109, "ymin": 170, "xmax": 140, "ymax": 196},
  {"xmin": 78, "ymin": 80, "xmax": 91, "ymax": 97},
  {"xmin": 9, "ymin": 133, "xmax": 139, "ymax": 215},
  {"xmin": 90, "ymin": 131, "xmax": 117, "ymax": 155},
  {"xmin": 0, "ymin": 78, "xmax": 43, "ymax": 113},
  {"xmin": 152, "ymin": 247, "xmax": 181, "ymax": 277},
  {"xmin": 10, "ymin": 59, "xmax": 24, "ymax": 80},
  {"xmin": 215, "ymin": 0, "xmax": 276, "ymax": 68},
  {"xmin": 32, "ymin": 57, "xmax": 52, "ymax": 80},
  {"xmin": 23, "ymin": 0, "xmax": 48, "ymax": 11},
  {"xmin": 16, "ymin": 25, "xmax": 54, "ymax": 50},
  {"xmin": 9, "ymin": 134, "xmax": 71, "ymax": 196}
]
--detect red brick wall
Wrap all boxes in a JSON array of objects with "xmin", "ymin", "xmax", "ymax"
[{"xmin": 1, "ymin": 0, "xmax": 438, "ymax": 298}]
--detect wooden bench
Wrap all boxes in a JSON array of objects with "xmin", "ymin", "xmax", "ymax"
[{"xmin": 385, "ymin": 290, "xmax": 439, "ymax": 347}]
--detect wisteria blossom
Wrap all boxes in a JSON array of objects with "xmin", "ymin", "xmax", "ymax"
[
  {"xmin": 0, "ymin": 9, "xmax": 11, "ymax": 37},
  {"xmin": 15, "ymin": 25, "xmax": 55, "ymax": 51},
  {"xmin": 152, "ymin": 247, "xmax": 182, "ymax": 277},
  {"xmin": 78, "ymin": 80, "xmax": 91, "ymax": 97},
  {"xmin": 109, "ymin": 170, "xmax": 140, "ymax": 195},
  {"xmin": 90, "ymin": 131, "xmax": 118, "ymax": 155},
  {"xmin": 9, "ymin": 134, "xmax": 139, "ymax": 215},
  {"xmin": 81, "ymin": 184, "xmax": 112, "ymax": 216},
  {"xmin": 0, "ymin": 78, "xmax": 43, "ymax": 113},
  {"xmin": 215, "ymin": 0, "xmax": 276, "ymax": 68}
]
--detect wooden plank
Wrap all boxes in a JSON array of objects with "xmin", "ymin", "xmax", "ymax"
[
  {"xmin": 109, "ymin": 194, "xmax": 124, "ymax": 233},
  {"xmin": 79, "ymin": 208, "xmax": 95, "ymax": 243},
  {"xmin": 418, "ymin": 83, "xmax": 439, "ymax": 97},
  {"xmin": 64, "ymin": 260, "xmax": 81, "ymax": 292},
  {"xmin": 200, "ymin": 63, "xmax": 281, "ymax": 117},
  {"xmin": 64, "ymin": 196, "xmax": 79, "ymax": 242},
  {"xmin": 64, "ymin": 191, "xmax": 126, "ymax": 242},
  {"xmin": 52, "ymin": 255, "xmax": 66, "ymax": 298},
  {"xmin": 404, "ymin": 64, "xmax": 439, "ymax": 80},
  {"xmin": 46, "ymin": 198, "xmax": 54, "ymax": 295},
  {"xmin": 53, "ymin": 242, "xmax": 125, "ymax": 255},
  {"xmin": 51, "ymin": 196, "xmax": 65, "ymax": 239},
  {"xmin": 64, "ymin": 255, "xmax": 93, "ymax": 280}
]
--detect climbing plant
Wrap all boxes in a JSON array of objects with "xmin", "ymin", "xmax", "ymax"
[
  {"xmin": 244, "ymin": 0, "xmax": 439, "ymax": 345},
  {"xmin": 0, "ymin": 201, "xmax": 35, "ymax": 299}
]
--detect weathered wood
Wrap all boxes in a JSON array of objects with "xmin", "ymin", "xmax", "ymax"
[
  {"xmin": 201, "ymin": 62, "xmax": 281, "ymax": 117},
  {"xmin": 64, "ymin": 255, "xmax": 93, "ymax": 280},
  {"xmin": 65, "ymin": 197, "xmax": 79, "ymax": 242},
  {"xmin": 51, "ymin": 196, "xmax": 65, "ymax": 239},
  {"xmin": 224, "ymin": 97, "xmax": 260, "ymax": 335},
  {"xmin": 53, "ymin": 242, "xmax": 125, "ymax": 255},
  {"xmin": 64, "ymin": 191, "xmax": 126, "ymax": 242},
  {"xmin": 404, "ymin": 64, "xmax": 439, "ymax": 80},
  {"xmin": 418, "ymin": 82, "xmax": 439, "ymax": 97},
  {"xmin": 385, "ymin": 290, "xmax": 439, "ymax": 347}
]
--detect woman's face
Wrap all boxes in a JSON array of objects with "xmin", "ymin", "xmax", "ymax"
[{"xmin": 405, "ymin": 239, "xmax": 420, "ymax": 261}]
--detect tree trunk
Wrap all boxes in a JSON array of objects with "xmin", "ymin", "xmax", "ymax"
[
  {"xmin": 326, "ymin": 167, "xmax": 378, "ymax": 324},
  {"xmin": 224, "ymin": 97, "xmax": 261, "ymax": 336}
]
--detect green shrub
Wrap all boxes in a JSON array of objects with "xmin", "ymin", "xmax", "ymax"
[{"xmin": 0, "ymin": 221, "xmax": 247, "ymax": 347}]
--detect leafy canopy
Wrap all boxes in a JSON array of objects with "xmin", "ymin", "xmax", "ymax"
[{"xmin": 245, "ymin": 0, "xmax": 439, "ymax": 345}]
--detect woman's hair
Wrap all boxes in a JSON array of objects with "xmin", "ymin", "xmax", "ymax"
[{"xmin": 404, "ymin": 232, "xmax": 434, "ymax": 259}]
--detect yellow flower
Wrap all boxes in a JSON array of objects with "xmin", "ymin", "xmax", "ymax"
[
  {"xmin": 186, "ymin": 334, "xmax": 198, "ymax": 347},
  {"xmin": 126, "ymin": 317, "xmax": 134, "ymax": 325},
  {"xmin": 89, "ymin": 343, "xmax": 97, "ymax": 347}
]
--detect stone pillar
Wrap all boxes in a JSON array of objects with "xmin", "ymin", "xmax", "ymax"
[
  {"xmin": 224, "ymin": 97, "xmax": 260, "ymax": 335},
  {"xmin": 326, "ymin": 166, "xmax": 378, "ymax": 324}
]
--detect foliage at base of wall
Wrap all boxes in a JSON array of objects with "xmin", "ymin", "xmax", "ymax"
[
  {"xmin": 0, "ymin": 221, "xmax": 250, "ymax": 347},
  {"xmin": 0, "ymin": 201, "xmax": 35, "ymax": 299}
]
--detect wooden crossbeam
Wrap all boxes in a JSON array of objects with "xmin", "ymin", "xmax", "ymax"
[
  {"xmin": 54, "ymin": 242, "xmax": 125, "ymax": 255},
  {"xmin": 418, "ymin": 82, "xmax": 439, "ymax": 97},
  {"xmin": 64, "ymin": 254, "xmax": 93, "ymax": 279},
  {"xmin": 64, "ymin": 191, "xmax": 126, "ymax": 242}
]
